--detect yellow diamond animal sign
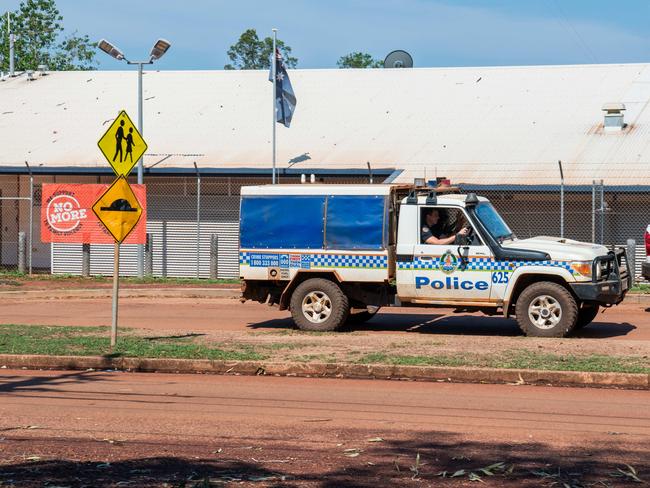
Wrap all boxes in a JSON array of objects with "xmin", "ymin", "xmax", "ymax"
[
  {"xmin": 97, "ymin": 110, "xmax": 148, "ymax": 177},
  {"xmin": 92, "ymin": 176, "xmax": 143, "ymax": 243}
]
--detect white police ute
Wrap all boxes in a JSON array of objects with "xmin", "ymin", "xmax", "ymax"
[{"xmin": 239, "ymin": 184, "xmax": 631, "ymax": 337}]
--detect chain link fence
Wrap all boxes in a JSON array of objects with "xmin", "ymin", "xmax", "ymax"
[
  {"xmin": 2, "ymin": 172, "xmax": 648, "ymax": 280},
  {"xmin": 1, "ymin": 173, "xmax": 377, "ymax": 278},
  {"xmin": 459, "ymin": 182, "xmax": 649, "ymax": 281}
]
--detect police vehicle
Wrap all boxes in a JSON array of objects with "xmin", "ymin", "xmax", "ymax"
[{"xmin": 239, "ymin": 184, "xmax": 631, "ymax": 337}]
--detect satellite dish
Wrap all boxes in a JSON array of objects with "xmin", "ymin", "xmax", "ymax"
[{"xmin": 383, "ymin": 50, "xmax": 413, "ymax": 69}]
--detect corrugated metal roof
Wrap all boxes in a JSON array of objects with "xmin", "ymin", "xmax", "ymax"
[{"xmin": 2, "ymin": 64, "xmax": 650, "ymax": 185}]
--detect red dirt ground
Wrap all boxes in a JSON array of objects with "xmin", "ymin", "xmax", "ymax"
[{"xmin": 0, "ymin": 370, "xmax": 648, "ymax": 487}]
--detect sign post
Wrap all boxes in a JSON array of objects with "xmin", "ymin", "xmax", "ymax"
[
  {"xmin": 112, "ymin": 242, "xmax": 120, "ymax": 346},
  {"xmin": 94, "ymin": 111, "xmax": 148, "ymax": 347}
]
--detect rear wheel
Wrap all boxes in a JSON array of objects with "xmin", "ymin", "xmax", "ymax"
[
  {"xmin": 515, "ymin": 282, "xmax": 578, "ymax": 337},
  {"xmin": 575, "ymin": 304, "xmax": 600, "ymax": 329},
  {"xmin": 290, "ymin": 278, "xmax": 349, "ymax": 332}
]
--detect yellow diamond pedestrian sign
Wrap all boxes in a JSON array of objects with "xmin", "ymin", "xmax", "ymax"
[
  {"xmin": 92, "ymin": 176, "xmax": 143, "ymax": 243},
  {"xmin": 97, "ymin": 110, "xmax": 148, "ymax": 177}
]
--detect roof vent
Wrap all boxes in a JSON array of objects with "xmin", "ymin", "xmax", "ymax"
[{"xmin": 602, "ymin": 103, "xmax": 626, "ymax": 132}]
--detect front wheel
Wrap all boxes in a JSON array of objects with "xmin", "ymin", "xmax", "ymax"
[
  {"xmin": 290, "ymin": 278, "xmax": 349, "ymax": 332},
  {"xmin": 515, "ymin": 282, "xmax": 578, "ymax": 337}
]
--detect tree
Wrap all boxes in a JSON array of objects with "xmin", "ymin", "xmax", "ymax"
[
  {"xmin": 337, "ymin": 52, "xmax": 382, "ymax": 69},
  {"xmin": 224, "ymin": 28, "xmax": 297, "ymax": 70},
  {"xmin": 0, "ymin": 0, "xmax": 97, "ymax": 72}
]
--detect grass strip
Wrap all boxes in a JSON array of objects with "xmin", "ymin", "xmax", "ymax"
[
  {"xmin": 355, "ymin": 350, "xmax": 650, "ymax": 374},
  {"xmin": 0, "ymin": 324, "xmax": 265, "ymax": 361},
  {"xmin": 0, "ymin": 271, "xmax": 239, "ymax": 286}
]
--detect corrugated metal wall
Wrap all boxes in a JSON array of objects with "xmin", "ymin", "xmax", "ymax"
[
  {"xmin": 52, "ymin": 221, "xmax": 240, "ymax": 278},
  {"xmin": 51, "ymin": 174, "xmax": 376, "ymax": 278}
]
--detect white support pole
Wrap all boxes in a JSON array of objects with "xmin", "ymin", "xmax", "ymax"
[
  {"xmin": 136, "ymin": 62, "xmax": 144, "ymax": 277},
  {"xmin": 272, "ymin": 28, "xmax": 277, "ymax": 185},
  {"xmin": 25, "ymin": 161, "xmax": 33, "ymax": 274},
  {"xmin": 8, "ymin": 12, "xmax": 15, "ymax": 77},
  {"xmin": 28, "ymin": 173, "xmax": 33, "ymax": 274},
  {"xmin": 194, "ymin": 162, "xmax": 201, "ymax": 279},
  {"xmin": 558, "ymin": 160, "xmax": 564, "ymax": 238}
]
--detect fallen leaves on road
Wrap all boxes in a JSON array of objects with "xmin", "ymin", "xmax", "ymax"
[
  {"xmin": 343, "ymin": 448, "xmax": 362, "ymax": 457},
  {"xmin": 101, "ymin": 438, "xmax": 126, "ymax": 445},
  {"xmin": 610, "ymin": 464, "xmax": 644, "ymax": 483},
  {"xmin": 410, "ymin": 451, "xmax": 423, "ymax": 479},
  {"xmin": 437, "ymin": 462, "xmax": 513, "ymax": 482},
  {"xmin": 1, "ymin": 425, "xmax": 42, "ymax": 432}
]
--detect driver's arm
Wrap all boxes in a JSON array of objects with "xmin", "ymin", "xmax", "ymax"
[
  {"xmin": 424, "ymin": 235, "xmax": 456, "ymax": 245},
  {"xmin": 424, "ymin": 227, "xmax": 469, "ymax": 245}
]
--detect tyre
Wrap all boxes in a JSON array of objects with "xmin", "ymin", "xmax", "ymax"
[
  {"xmin": 290, "ymin": 278, "xmax": 349, "ymax": 332},
  {"xmin": 346, "ymin": 308, "xmax": 380, "ymax": 325},
  {"xmin": 515, "ymin": 282, "xmax": 578, "ymax": 338},
  {"xmin": 575, "ymin": 304, "xmax": 600, "ymax": 329}
]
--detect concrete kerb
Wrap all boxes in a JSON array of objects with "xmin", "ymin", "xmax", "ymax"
[{"xmin": 0, "ymin": 354, "xmax": 647, "ymax": 390}]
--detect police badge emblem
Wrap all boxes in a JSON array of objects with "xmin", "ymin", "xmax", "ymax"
[{"xmin": 439, "ymin": 250, "xmax": 459, "ymax": 274}]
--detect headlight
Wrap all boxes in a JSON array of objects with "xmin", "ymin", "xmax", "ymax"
[{"xmin": 570, "ymin": 261, "xmax": 592, "ymax": 278}]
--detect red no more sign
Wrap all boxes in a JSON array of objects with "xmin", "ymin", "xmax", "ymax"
[
  {"xmin": 40, "ymin": 184, "xmax": 146, "ymax": 244},
  {"xmin": 46, "ymin": 193, "xmax": 88, "ymax": 233}
]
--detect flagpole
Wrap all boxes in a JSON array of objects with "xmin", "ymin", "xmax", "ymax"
[{"xmin": 272, "ymin": 28, "xmax": 277, "ymax": 185}]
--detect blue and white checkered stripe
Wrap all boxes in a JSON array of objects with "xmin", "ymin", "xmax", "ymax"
[
  {"xmin": 398, "ymin": 257, "xmax": 574, "ymax": 273},
  {"xmin": 239, "ymin": 251, "xmax": 388, "ymax": 269},
  {"xmin": 311, "ymin": 254, "xmax": 387, "ymax": 269}
]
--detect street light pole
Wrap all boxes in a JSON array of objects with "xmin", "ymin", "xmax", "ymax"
[
  {"xmin": 127, "ymin": 59, "xmax": 152, "ymax": 277},
  {"xmin": 98, "ymin": 38, "xmax": 170, "ymax": 278},
  {"xmin": 137, "ymin": 62, "xmax": 144, "ymax": 185}
]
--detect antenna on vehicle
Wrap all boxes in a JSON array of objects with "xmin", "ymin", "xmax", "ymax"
[
  {"xmin": 465, "ymin": 193, "xmax": 479, "ymax": 207},
  {"xmin": 383, "ymin": 50, "xmax": 413, "ymax": 69}
]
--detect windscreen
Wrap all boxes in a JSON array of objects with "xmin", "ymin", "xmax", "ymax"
[{"xmin": 475, "ymin": 202, "xmax": 513, "ymax": 241}]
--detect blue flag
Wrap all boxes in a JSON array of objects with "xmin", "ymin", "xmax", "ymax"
[{"xmin": 269, "ymin": 49, "xmax": 296, "ymax": 128}]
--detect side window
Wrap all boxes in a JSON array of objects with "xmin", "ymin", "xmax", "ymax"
[{"xmin": 419, "ymin": 207, "xmax": 482, "ymax": 245}]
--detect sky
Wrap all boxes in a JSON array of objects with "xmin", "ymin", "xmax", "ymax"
[{"xmin": 3, "ymin": 0, "xmax": 650, "ymax": 70}]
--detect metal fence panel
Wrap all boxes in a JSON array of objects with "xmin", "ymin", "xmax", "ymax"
[
  {"xmin": 4, "ymin": 172, "xmax": 648, "ymax": 282},
  {"xmin": 460, "ymin": 183, "xmax": 650, "ymax": 282}
]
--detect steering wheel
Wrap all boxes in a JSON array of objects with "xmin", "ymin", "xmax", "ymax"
[
  {"xmin": 455, "ymin": 226, "xmax": 475, "ymax": 246},
  {"xmin": 465, "ymin": 226, "xmax": 476, "ymax": 245}
]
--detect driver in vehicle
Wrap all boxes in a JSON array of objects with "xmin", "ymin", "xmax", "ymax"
[{"xmin": 421, "ymin": 208, "xmax": 469, "ymax": 245}]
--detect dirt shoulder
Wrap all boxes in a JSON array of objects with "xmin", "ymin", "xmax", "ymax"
[{"xmin": 1, "ymin": 323, "xmax": 649, "ymax": 375}]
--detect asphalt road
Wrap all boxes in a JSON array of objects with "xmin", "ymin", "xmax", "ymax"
[
  {"xmin": 0, "ymin": 296, "xmax": 648, "ymax": 340},
  {"xmin": 0, "ymin": 370, "xmax": 648, "ymax": 487}
]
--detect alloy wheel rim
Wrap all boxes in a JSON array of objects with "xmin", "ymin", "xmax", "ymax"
[
  {"xmin": 302, "ymin": 291, "xmax": 332, "ymax": 323},
  {"xmin": 528, "ymin": 295, "xmax": 562, "ymax": 329}
]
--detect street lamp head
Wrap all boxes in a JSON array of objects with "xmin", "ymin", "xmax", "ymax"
[
  {"xmin": 98, "ymin": 39, "xmax": 125, "ymax": 61},
  {"xmin": 150, "ymin": 39, "xmax": 171, "ymax": 61}
]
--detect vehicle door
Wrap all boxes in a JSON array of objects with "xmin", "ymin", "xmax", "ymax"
[{"xmin": 413, "ymin": 206, "xmax": 493, "ymax": 302}]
